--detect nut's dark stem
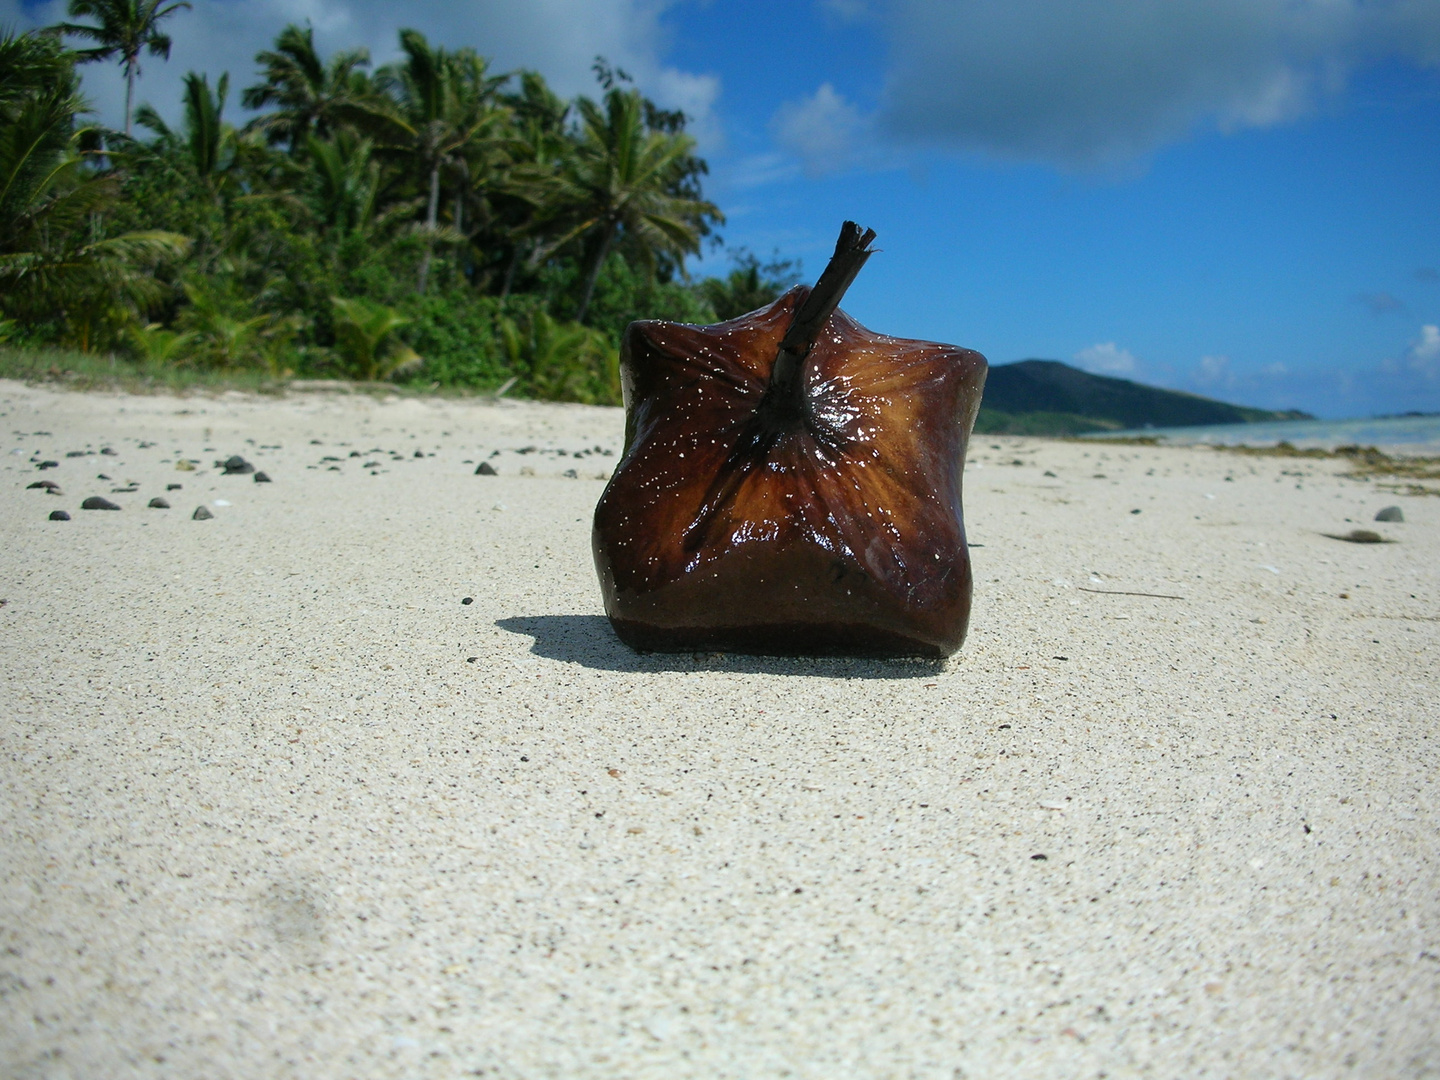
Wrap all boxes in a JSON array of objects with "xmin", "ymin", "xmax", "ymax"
[{"xmin": 756, "ymin": 221, "xmax": 877, "ymax": 435}]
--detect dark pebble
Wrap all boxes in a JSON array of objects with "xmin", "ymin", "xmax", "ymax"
[
  {"xmin": 466, "ymin": 656, "xmax": 478, "ymax": 663},
  {"xmin": 81, "ymin": 496, "xmax": 121, "ymax": 511},
  {"xmin": 167, "ymin": 483, "xmax": 182, "ymax": 491},
  {"xmin": 27, "ymin": 480, "xmax": 58, "ymax": 490},
  {"xmin": 101, "ymin": 448, "xmax": 117, "ymax": 456},
  {"xmin": 1327, "ymin": 529, "xmax": 1386, "ymax": 544},
  {"xmin": 192, "ymin": 505, "xmax": 214, "ymax": 520},
  {"xmin": 65, "ymin": 450, "xmax": 86, "ymax": 457},
  {"xmin": 414, "ymin": 449, "xmax": 424, "ymax": 458},
  {"xmin": 1375, "ymin": 506, "xmax": 1404, "ymax": 522},
  {"xmin": 37, "ymin": 461, "xmax": 58, "ymax": 470},
  {"xmin": 1031, "ymin": 854, "xmax": 1048, "ymax": 861},
  {"xmin": 461, "ymin": 597, "xmax": 474, "ymax": 605},
  {"xmin": 562, "ymin": 468, "xmax": 579, "ymax": 479},
  {"xmin": 1130, "ymin": 508, "xmax": 1141, "ymax": 514},
  {"xmin": 222, "ymin": 455, "xmax": 255, "ymax": 475},
  {"xmin": 148, "ymin": 497, "xmax": 170, "ymax": 509},
  {"xmin": 49, "ymin": 510, "xmax": 70, "ymax": 521},
  {"xmin": 349, "ymin": 450, "xmax": 361, "ymax": 458},
  {"xmin": 475, "ymin": 462, "xmax": 497, "ymax": 476},
  {"xmin": 97, "ymin": 474, "xmax": 110, "ymax": 480},
  {"xmin": 253, "ymin": 471, "xmax": 271, "ymax": 483}
]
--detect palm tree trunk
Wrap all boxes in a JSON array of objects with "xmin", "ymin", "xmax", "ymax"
[
  {"xmin": 417, "ymin": 164, "xmax": 440, "ymax": 294},
  {"xmin": 500, "ymin": 243, "xmax": 521, "ymax": 298},
  {"xmin": 124, "ymin": 63, "xmax": 135, "ymax": 137},
  {"xmin": 574, "ymin": 222, "xmax": 616, "ymax": 325}
]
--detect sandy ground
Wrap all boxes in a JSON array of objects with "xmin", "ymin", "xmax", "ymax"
[{"xmin": 1, "ymin": 379, "xmax": 1437, "ymax": 1080}]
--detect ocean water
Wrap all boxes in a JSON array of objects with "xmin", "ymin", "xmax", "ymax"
[{"xmin": 1080, "ymin": 414, "xmax": 1440, "ymax": 455}]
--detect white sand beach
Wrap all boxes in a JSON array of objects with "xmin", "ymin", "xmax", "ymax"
[{"xmin": 2, "ymin": 379, "xmax": 1437, "ymax": 1079}]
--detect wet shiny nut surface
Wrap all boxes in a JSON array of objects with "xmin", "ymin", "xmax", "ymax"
[{"xmin": 593, "ymin": 285, "xmax": 988, "ymax": 657}]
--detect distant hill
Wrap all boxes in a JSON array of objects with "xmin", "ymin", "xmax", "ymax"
[{"xmin": 976, "ymin": 359, "xmax": 1310, "ymax": 436}]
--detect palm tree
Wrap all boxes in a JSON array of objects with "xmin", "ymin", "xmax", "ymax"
[
  {"xmin": 353, "ymin": 29, "xmax": 508, "ymax": 293},
  {"xmin": 329, "ymin": 296, "xmax": 421, "ymax": 381},
  {"xmin": 60, "ymin": 0, "xmax": 193, "ymax": 136},
  {"xmin": 532, "ymin": 87, "xmax": 721, "ymax": 324},
  {"xmin": 174, "ymin": 277, "xmax": 299, "ymax": 372},
  {"xmin": 241, "ymin": 24, "xmax": 370, "ymax": 153},
  {"xmin": 134, "ymin": 71, "xmax": 233, "ymax": 183},
  {"xmin": 498, "ymin": 310, "xmax": 618, "ymax": 405},
  {"xmin": 0, "ymin": 29, "xmax": 189, "ymax": 349},
  {"xmin": 490, "ymin": 70, "xmax": 569, "ymax": 297},
  {"xmin": 698, "ymin": 249, "xmax": 801, "ymax": 320},
  {"xmin": 0, "ymin": 25, "xmax": 75, "ymax": 110},
  {"xmin": 305, "ymin": 130, "xmax": 419, "ymax": 248}
]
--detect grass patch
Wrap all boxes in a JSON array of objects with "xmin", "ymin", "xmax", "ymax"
[
  {"xmin": 0, "ymin": 346, "xmax": 292, "ymax": 395},
  {"xmin": 0, "ymin": 347, "xmax": 529, "ymax": 401},
  {"xmin": 1215, "ymin": 440, "xmax": 1440, "ymax": 493},
  {"xmin": 1219, "ymin": 440, "xmax": 1440, "ymax": 476}
]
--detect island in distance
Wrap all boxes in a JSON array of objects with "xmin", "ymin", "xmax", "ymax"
[{"xmin": 977, "ymin": 359, "xmax": 1311, "ymax": 436}]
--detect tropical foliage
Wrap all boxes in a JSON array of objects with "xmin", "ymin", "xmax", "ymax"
[
  {"xmin": 0, "ymin": 18, "xmax": 779, "ymax": 404},
  {"xmin": 0, "ymin": 29, "xmax": 189, "ymax": 352},
  {"xmin": 60, "ymin": 0, "xmax": 191, "ymax": 136}
]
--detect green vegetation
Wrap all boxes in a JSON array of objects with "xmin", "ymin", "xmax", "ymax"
[
  {"xmin": 1218, "ymin": 441, "xmax": 1440, "ymax": 494},
  {"xmin": 980, "ymin": 359, "xmax": 1310, "ymax": 432},
  {"xmin": 0, "ymin": 20, "xmax": 800, "ymax": 404},
  {"xmin": 973, "ymin": 407, "xmax": 1122, "ymax": 437}
]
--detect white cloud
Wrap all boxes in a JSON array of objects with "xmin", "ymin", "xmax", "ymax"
[
  {"xmin": 719, "ymin": 152, "xmax": 800, "ymax": 191},
  {"xmin": 1074, "ymin": 341, "xmax": 1139, "ymax": 376},
  {"xmin": 1408, "ymin": 324, "xmax": 1440, "ymax": 377},
  {"xmin": 1195, "ymin": 353, "xmax": 1232, "ymax": 387},
  {"xmin": 877, "ymin": 0, "xmax": 1440, "ymax": 168},
  {"xmin": 1, "ymin": 0, "xmax": 720, "ymax": 143},
  {"xmin": 818, "ymin": 0, "xmax": 870, "ymax": 24},
  {"xmin": 772, "ymin": 82, "xmax": 870, "ymax": 176}
]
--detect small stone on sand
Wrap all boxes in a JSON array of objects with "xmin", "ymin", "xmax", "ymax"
[
  {"xmin": 167, "ymin": 483, "xmax": 182, "ymax": 490},
  {"xmin": 48, "ymin": 510, "xmax": 70, "ymax": 521},
  {"xmin": 1374, "ymin": 506, "xmax": 1403, "ymax": 522},
  {"xmin": 81, "ymin": 496, "xmax": 120, "ymax": 511},
  {"xmin": 222, "ymin": 455, "xmax": 255, "ymax": 475},
  {"xmin": 192, "ymin": 505, "xmax": 214, "ymax": 520},
  {"xmin": 253, "ymin": 471, "xmax": 271, "ymax": 483},
  {"xmin": 148, "ymin": 498, "xmax": 170, "ymax": 509},
  {"xmin": 475, "ymin": 462, "xmax": 497, "ymax": 476}
]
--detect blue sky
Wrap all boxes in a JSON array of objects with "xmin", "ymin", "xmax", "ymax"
[{"xmin": 8, "ymin": 0, "xmax": 1440, "ymax": 417}]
